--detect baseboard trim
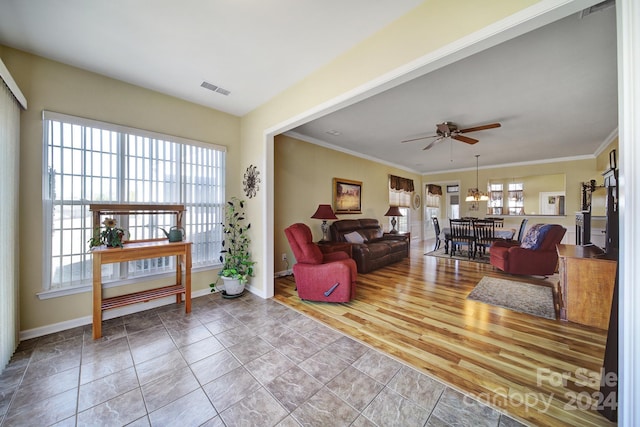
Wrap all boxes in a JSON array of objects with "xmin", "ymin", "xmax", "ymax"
[
  {"xmin": 19, "ymin": 287, "xmax": 214, "ymax": 341},
  {"xmin": 274, "ymin": 269, "xmax": 293, "ymax": 278}
]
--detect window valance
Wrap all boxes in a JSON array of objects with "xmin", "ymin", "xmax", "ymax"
[
  {"xmin": 389, "ymin": 175, "xmax": 414, "ymax": 193},
  {"xmin": 427, "ymin": 184, "xmax": 442, "ymax": 196}
]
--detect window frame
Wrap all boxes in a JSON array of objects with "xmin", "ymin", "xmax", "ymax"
[
  {"xmin": 41, "ymin": 111, "xmax": 226, "ymax": 297},
  {"xmin": 508, "ymin": 182, "xmax": 525, "ymax": 215}
]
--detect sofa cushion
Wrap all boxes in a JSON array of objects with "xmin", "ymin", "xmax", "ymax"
[
  {"xmin": 366, "ymin": 242, "xmax": 391, "ymax": 258},
  {"xmin": 520, "ymin": 224, "xmax": 552, "ymax": 250},
  {"xmin": 344, "ymin": 231, "xmax": 367, "ymax": 244},
  {"xmin": 385, "ymin": 239, "xmax": 408, "ymax": 254}
]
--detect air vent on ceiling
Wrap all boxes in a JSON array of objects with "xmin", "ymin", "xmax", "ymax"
[
  {"xmin": 200, "ymin": 81, "xmax": 231, "ymax": 96},
  {"xmin": 580, "ymin": 0, "xmax": 615, "ymax": 18}
]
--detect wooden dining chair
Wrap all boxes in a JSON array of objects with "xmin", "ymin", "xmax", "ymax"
[
  {"xmin": 432, "ymin": 217, "xmax": 442, "ymax": 251},
  {"xmin": 449, "ymin": 219, "xmax": 474, "ymax": 259},
  {"xmin": 514, "ymin": 218, "xmax": 529, "ymax": 243},
  {"xmin": 473, "ymin": 219, "xmax": 496, "ymax": 258},
  {"xmin": 485, "ymin": 217, "xmax": 504, "ymax": 227}
]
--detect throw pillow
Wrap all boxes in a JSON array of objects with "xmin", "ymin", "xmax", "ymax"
[
  {"xmin": 373, "ymin": 227, "xmax": 383, "ymax": 239},
  {"xmin": 344, "ymin": 231, "xmax": 367, "ymax": 244},
  {"xmin": 520, "ymin": 224, "xmax": 552, "ymax": 250}
]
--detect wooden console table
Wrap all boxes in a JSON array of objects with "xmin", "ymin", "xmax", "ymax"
[
  {"xmin": 89, "ymin": 204, "xmax": 192, "ymax": 339},
  {"xmin": 556, "ymin": 244, "xmax": 616, "ymax": 329}
]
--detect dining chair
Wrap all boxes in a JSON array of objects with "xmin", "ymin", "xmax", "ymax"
[
  {"xmin": 485, "ymin": 217, "xmax": 504, "ymax": 227},
  {"xmin": 473, "ymin": 219, "xmax": 496, "ymax": 258},
  {"xmin": 514, "ymin": 218, "xmax": 529, "ymax": 243},
  {"xmin": 432, "ymin": 217, "xmax": 442, "ymax": 251},
  {"xmin": 449, "ymin": 219, "xmax": 474, "ymax": 259}
]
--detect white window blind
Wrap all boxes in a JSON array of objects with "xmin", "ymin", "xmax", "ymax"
[
  {"xmin": 0, "ymin": 72, "xmax": 23, "ymax": 370},
  {"xmin": 42, "ymin": 111, "xmax": 226, "ymax": 291}
]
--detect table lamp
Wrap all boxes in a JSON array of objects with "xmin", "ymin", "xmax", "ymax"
[
  {"xmin": 311, "ymin": 204, "xmax": 338, "ymax": 242},
  {"xmin": 384, "ymin": 206, "xmax": 403, "ymax": 234}
]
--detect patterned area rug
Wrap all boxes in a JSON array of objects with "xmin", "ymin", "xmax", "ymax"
[
  {"xmin": 467, "ymin": 276, "xmax": 556, "ymax": 320},
  {"xmin": 425, "ymin": 247, "xmax": 490, "ymax": 264}
]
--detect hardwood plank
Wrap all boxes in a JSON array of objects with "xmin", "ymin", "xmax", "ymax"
[{"xmin": 274, "ymin": 242, "xmax": 614, "ymax": 426}]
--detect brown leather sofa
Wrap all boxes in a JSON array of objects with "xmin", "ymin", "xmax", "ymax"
[{"xmin": 330, "ymin": 219, "xmax": 408, "ymax": 273}]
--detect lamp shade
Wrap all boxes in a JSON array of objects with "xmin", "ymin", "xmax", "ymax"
[
  {"xmin": 384, "ymin": 206, "xmax": 403, "ymax": 217},
  {"xmin": 311, "ymin": 204, "xmax": 338, "ymax": 220}
]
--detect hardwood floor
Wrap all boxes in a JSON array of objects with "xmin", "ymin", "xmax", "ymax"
[{"xmin": 273, "ymin": 241, "xmax": 614, "ymax": 427}]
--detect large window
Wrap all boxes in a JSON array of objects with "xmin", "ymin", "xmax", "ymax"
[
  {"xmin": 42, "ymin": 111, "xmax": 226, "ymax": 292},
  {"xmin": 388, "ymin": 175, "xmax": 414, "ymax": 233},
  {"xmin": 508, "ymin": 182, "xmax": 525, "ymax": 215},
  {"xmin": 488, "ymin": 183, "xmax": 504, "ymax": 215}
]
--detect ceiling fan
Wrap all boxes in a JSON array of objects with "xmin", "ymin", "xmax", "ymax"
[{"xmin": 401, "ymin": 121, "xmax": 501, "ymax": 150}]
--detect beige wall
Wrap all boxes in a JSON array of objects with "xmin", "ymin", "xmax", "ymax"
[
  {"xmin": 0, "ymin": 46, "xmax": 241, "ymax": 331},
  {"xmin": 274, "ymin": 134, "xmax": 422, "ymax": 271},
  {"xmin": 241, "ymin": 0, "xmax": 541, "ymax": 295}
]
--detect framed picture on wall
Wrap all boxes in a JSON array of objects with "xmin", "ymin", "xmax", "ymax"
[{"xmin": 333, "ymin": 178, "xmax": 362, "ymax": 214}]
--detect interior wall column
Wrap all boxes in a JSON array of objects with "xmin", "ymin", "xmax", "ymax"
[{"xmin": 617, "ymin": 0, "xmax": 639, "ymax": 424}]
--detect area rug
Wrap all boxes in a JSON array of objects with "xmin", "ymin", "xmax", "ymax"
[
  {"xmin": 467, "ymin": 276, "xmax": 556, "ymax": 320},
  {"xmin": 425, "ymin": 247, "xmax": 490, "ymax": 264}
]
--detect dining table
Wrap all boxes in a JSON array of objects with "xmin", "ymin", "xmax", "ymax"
[{"xmin": 441, "ymin": 227, "xmax": 516, "ymax": 254}]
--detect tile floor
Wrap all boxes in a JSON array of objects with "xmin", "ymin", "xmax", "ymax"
[{"xmin": 0, "ymin": 292, "xmax": 526, "ymax": 426}]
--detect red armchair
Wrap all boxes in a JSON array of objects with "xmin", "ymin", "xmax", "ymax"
[
  {"xmin": 284, "ymin": 223, "xmax": 357, "ymax": 302},
  {"xmin": 490, "ymin": 224, "xmax": 566, "ymax": 276}
]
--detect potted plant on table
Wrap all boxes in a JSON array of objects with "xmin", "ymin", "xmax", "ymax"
[
  {"xmin": 210, "ymin": 197, "xmax": 255, "ymax": 297},
  {"xmin": 88, "ymin": 218, "xmax": 128, "ymax": 249}
]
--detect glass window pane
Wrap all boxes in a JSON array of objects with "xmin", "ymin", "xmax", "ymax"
[{"xmin": 43, "ymin": 114, "xmax": 225, "ymax": 290}]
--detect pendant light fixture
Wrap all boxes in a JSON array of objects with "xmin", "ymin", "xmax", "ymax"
[{"xmin": 465, "ymin": 155, "xmax": 490, "ymax": 202}]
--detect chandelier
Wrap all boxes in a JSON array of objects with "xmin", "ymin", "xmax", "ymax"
[{"xmin": 465, "ymin": 155, "xmax": 489, "ymax": 202}]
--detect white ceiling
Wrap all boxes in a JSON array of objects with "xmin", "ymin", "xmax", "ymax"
[
  {"xmin": 290, "ymin": 4, "xmax": 618, "ymax": 173},
  {"xmin": 0, "ymin": 1, "xmax": 617, "ymax": 174},
  {"xmin": 0, "ymin": 0, "xmax": 422, "ymax": 116}
]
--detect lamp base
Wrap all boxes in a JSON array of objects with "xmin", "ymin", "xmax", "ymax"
[
  {"xmin": 389, "ymin": 216, "xmax": 398, "ymax": 234},
  {"xmin": 320, "ymin": 221, "xmax": 330, "ymax": 242}
]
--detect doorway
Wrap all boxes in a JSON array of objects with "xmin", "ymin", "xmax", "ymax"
[{"xmin": 424, "ymin": 182, "xmax": 460, "ymax": 242}]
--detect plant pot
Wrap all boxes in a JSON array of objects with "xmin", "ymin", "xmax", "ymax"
[{"xmin": 221, "ymin": 276, "xmax": 245, "ymax": 296}]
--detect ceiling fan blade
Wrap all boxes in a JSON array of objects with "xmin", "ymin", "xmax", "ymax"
[
  {"xmin": 458, "ymin": 123, "xmax": 501, "ymax": 133},
  {"xmin": 452, "ymin": 134, "xmax": 478, "ymax": 145},
  {"xmin": 422, "ymin": 138, "xmax": 442, "ymax": 150},
  {"xmin": 401, "ymin": 135, "xmax": 437, "ymax": 143}
]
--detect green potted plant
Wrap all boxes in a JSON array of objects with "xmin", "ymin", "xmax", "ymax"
[
  {"xmin": 210, "ymin": 197, "xmax": 255, "ymax": 297},
  {"xmin": 88, "ymin": 218, "xmax": 128, "ymax": 249}
]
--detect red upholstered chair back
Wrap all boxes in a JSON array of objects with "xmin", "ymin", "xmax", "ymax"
[
  {"xmin": 520, "ymin": 224, "xmax": 566, "ymax": 251},
  {"xmin": 284, "ymin": 223, "xmax": 323, "ymax": 264},
  {"xmin": 536, "ymin": 225, "xmax": 566, "ymax": 250}
]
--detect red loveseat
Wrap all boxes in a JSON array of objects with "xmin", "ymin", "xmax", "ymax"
[
  {"xmin": 489, "ymin": 224, "xmax": 566, "ymax": 276},
  {"xmin": 284, "ymin": 223, "xmax": 357, "ymax": 302}
]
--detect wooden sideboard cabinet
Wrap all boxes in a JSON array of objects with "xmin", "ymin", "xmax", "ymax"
[
  {"xmin": 556, "ymin": 244, "xmax": 616, "ymax": 329},
  {"xmin": 89, "ymin": 204, "xmax": 192, "ymax": 339}
]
